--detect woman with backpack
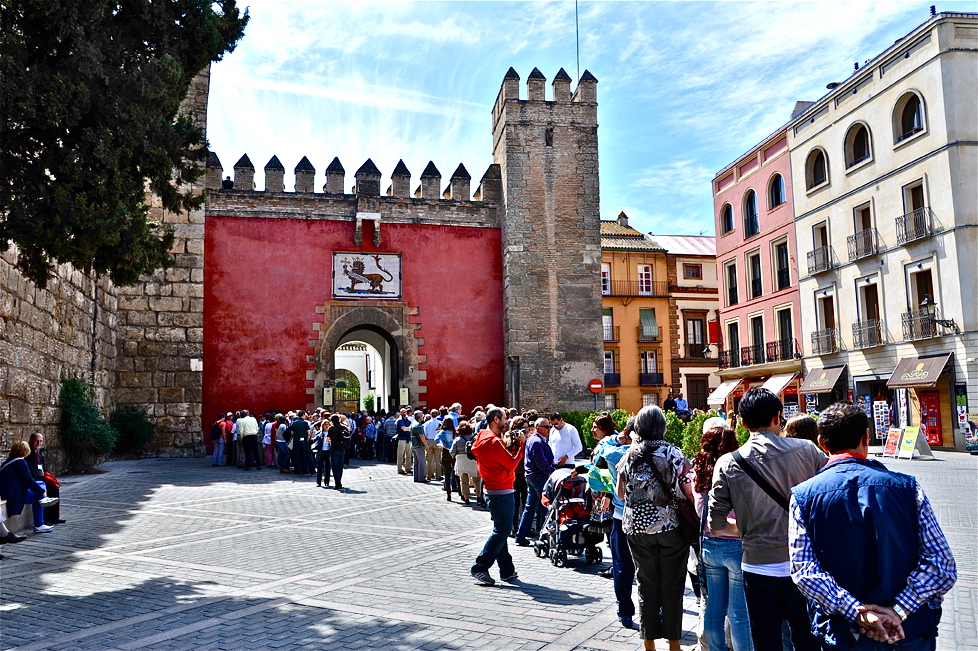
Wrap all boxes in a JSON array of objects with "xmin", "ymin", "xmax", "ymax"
[{"xmin": 450, "ymin": 421, "xmax": 482, "ymax": 506}]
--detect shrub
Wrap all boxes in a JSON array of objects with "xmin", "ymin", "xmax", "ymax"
[
  {"xmin": 59, "ymin": 372, "xmax": 117, "ymax": 473},
  {"xmin": 680, "ymin": 410, "xmax": 720, "ymax": 460},
  {"xmin": 664, "ymin": 410, "xmax": 685, "ymax": 447},
  {"xmin": 109, "ymin": 404, "xmax": 155, "ymax": 455},
  {"xmin": 736, "ymin": 419, "xmax": 750, "ymax": 445}
]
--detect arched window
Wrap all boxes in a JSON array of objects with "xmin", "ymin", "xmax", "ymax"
[
  {"xmin": 845, "ymin": 123, "xmax": 872, "ymax": 168},
  {"xmin": 806, "ymin": 149, "xmax": 828, "ymax": 190},
  {"xmin": 894, "ymin": 92, "xmax": 924, "ymax": 142},
  {"xmin": 768, "ymin": 173, "xmax": 785, "ymax": 208},
  {"xmin": 743, "ymin": 190, "xmax": 759, "ymax": 237},
  {"xmin": 720, "ymin": 203, "xmax": 734, "ymax": 234}
]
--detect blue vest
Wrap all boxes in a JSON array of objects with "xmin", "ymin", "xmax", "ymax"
[{"xmin": 792, "ymin": 457, "xmax": 940, "ymax": 648}]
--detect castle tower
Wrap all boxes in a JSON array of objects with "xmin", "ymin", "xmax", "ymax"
[{"xmin": 492, "ymin": 67, "xmax": 603, "ymax": 410}]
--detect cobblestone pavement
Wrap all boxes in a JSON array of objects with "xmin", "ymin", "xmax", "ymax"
[{"xmin": 0, "ymin": 448, "xmax": 974, "ymax": 651}]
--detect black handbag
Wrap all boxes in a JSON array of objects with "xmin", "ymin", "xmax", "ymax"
[{"xmin": 645, "ymin": 446, "xmax": 701, "ymax": 554}]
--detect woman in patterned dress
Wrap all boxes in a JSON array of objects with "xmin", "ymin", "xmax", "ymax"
[{"xmin": 616, "ymin": 405, "xmax": 695, "ymax": 651}]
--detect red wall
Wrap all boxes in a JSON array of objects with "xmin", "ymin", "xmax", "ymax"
[{"xmin": 203, "ymin": 216, "xmax": 505, "ymax": 422}]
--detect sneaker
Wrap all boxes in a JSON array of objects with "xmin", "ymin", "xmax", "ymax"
[
  {"xmin": 34, "ymin": 525, "xmax": 55, "ymax": 533},
  {"xmin": 619, "ymin": 615, "xmax": 635, "ymax": 629},
  {"xmin": 39, "ymin": 497, "xmax": 59, "ymax": 507},
  {"xmin": 500, "ymin": 571, "xmax": 519, "ymax": 581},
  {"xmin": 471, "ymin": 570, "xmax": 495, "ymax": 586}
]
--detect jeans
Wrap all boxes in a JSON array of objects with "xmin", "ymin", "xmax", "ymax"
[
  {"xmin": 515, "ymin": 476, "xmax": 546, "ymax": 541},
  {"xmin": 472, "ymin": 492, "xmax": 516, "ymax": 576},
  {"xmin": 315, "ymin": 449, "xmax": 331, "ymax": 485},
  {"xmin": 26, "ymin": 481, "xmax": 48, "ymax": 527},
  {"xmin": 330, "ymin": 450, "xmax": 347, "ymax": 487},
  {"xmin": 609, "ymin": 517, "xmax": 636, "ymax": 618},
  {"xmin": 212, "ymin": 438, "xmax": 225, "ymax": 465},
  {"xmin": 743, "ymin": 572, "xmax": 821, "ymax": 651},
  {"xmin": 276, "ymin": 441, "xmax": 290, "ymax": 470},
  {"xmin": 702, "ymin": 537, "xmax": 753, "ymax": 651}
]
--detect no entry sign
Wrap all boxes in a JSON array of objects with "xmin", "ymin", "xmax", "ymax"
[{"xmin": 589, "ymin": 378, "xmax": 604, "ymax": 394}]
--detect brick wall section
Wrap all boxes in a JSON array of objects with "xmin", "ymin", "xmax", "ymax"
[
  {"xmin": 0, "ymin": 251, "xmax": 118, "ymax": 472},
  {"xmin": 492, "ymin": 71, "xmax": 603, "ymax": 411}
]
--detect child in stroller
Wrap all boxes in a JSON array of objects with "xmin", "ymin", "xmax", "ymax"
[{"xmin": 533, "ymin": 465, "xmax": 605, "ymax": 567}]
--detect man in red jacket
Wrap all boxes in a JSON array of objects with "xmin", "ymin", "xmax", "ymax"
[{"xmin": 470, "ymin": 406, "xmax": 526, "ymax": 586}]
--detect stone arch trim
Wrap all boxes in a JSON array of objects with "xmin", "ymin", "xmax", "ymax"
[{"xmin": 307, "ymin": 301, "xmax": 426, "ymax": 410}]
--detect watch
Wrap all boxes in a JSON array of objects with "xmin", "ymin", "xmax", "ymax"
[{"xmin": 891, "ymin": 603, "xmax": 909, "ymax": 622}]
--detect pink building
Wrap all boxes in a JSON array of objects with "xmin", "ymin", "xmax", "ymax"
[{"xmin": 709, "ymin": 123, "xmax": 805, "ymax": 415}]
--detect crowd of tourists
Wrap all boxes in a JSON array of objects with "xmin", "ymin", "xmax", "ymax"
[{"xmin": 211, "ymin": 389, "xmax": 957, "ymax": 651}]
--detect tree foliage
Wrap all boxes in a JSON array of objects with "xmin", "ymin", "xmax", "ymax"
[
  {"xmin": 109, "ymin": 404, "xmax": 155, "ymax": 454},
  {"xmin": 0, "ymin": 0, "xmax": 248, "ymax": 286}
]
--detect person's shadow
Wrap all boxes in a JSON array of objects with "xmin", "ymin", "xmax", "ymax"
[{"xmin": 496, "ymin": 578, "xmax": 599, "ymax": 606}]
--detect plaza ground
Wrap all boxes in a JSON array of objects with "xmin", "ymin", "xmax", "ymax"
[{"xmin": 0, "ymin": 449, "xmax": 974, "ymax": 651}]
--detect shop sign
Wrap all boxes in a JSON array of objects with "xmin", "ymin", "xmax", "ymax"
[
  {"xmin": 887, "ymin": 354, "xmax": 951, "ymax": 389},
  {"xmin": 966, "ymin": 413, "xmax": 978, "ymax": 453},
  {"xmin": 783, "ymin": 385, "xmax": 798, "ymax": 396},
  {"xmin": 956, "ymin": 385, "xmax": 968, "ymax": 431},
  {"xmin": 873, "ymin": 401, "xmax": 891, "ymax": 437},
  {"xmin": 883, "ymin": 428, "xmax": 902, "ymax": 458},
  {"xmin": 899, "ymin": 426, "xmax": 920, "ymax": 459}
]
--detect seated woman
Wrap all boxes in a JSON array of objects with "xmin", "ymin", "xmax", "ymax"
[{"xmin": 0, "ymin": 441, "xmax": 60, "ymax": 534}]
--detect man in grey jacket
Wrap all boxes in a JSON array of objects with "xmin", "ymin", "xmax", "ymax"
[{"xmin": 708, "ymin": 388, "xmax": 827, "ymax": 651}]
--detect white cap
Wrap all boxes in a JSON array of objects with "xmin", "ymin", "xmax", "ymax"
[{"xmin": 702, "ymin": 416, "xmax": 729, "ymax": 435}]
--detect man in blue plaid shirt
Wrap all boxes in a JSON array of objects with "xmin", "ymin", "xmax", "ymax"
[{"xmin": 789, "ymin": 402, "xmax": 956, "ymax": 650}]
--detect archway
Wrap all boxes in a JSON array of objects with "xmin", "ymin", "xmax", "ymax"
[{"xmin": 334, "ymin": 325, "xmax": 398, "ymax": 412}]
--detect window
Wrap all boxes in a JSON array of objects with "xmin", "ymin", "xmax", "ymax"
[
  {"xmin": 768, "ymin": 173, "xmax": 785, "ymax": 209},
  {"xmin": 638, "ymin": 264, "xmax": 654, "ymax": 295},
  {"xmin": 687, "ymin": 376, "xmax": 709, "ymax": 410},
  {"xmin": 806, "ymin": 149, "xmax": 828, "ymax": 189},
  {"xmin": 603, "ymin": 350, "xmax": 616, "ymax": 374},
  {"xmin": 748, "ymin": 251, "xmax": 762, "ymax": 298},
  {"xmin": 683, "ymin": 263, "xmax": 702, "ymax": 279},
  {"xmin": 845, "ymin": 123, "xmax": 872, "ymax": 168},
  {"xmin": 720, "ymin": 204, "xmax": 734, "ymax": 234},
  {"xmin": 686, "ymin": 316, "xmax": 705, "ymax": 357},
  {"xmin": 601, "ymin": 263, "xmax": 611, "ymax": 295},
  {"xmin": 640, "ymin": 350, "xmax": 658, "ymax": 374},
  {"xmin": 744, "ymin": 190, "xmax": 759, "ymax": 237},
  {"xmin": 813, "ymin": 222, "xmax": 829, "ymax": 249},
  {"xmin": 894, "ymin": 92, "xmax": 924, "ymax": 142},
  {"xmin": 727, "ymin": 322, "xmax": 740, "ymax": 353},
  {"xmin": 602, "ymin": 308, "xmax": 615, "ymax": 341},
  {"xmin": 774, "ymin": 240, "xmax": 790, "ymax": 290},
  {"xmin": 749, "ymin": 315, "xmax": 764, "ymax": 364},
  {"xmin": 642, "ymin": 393, "xmax": 659, "ymax": 407},
  {"xmin": 818, "ymin": 294, "xmax": 836, "ymax": 330},
  {"xmin": 777, "ymin": 307, "xmax": 793, "ymax": 342},
  {"xmin": 909, "ymin": 268, "xmax": 934, "ymax": 310},
  {"xmin": 725, "ymin": 262, "xmax": 738, "ymax": 306},
  {"xmin": 639, "ymin": 308, "xmax": 659, "ymax": 340},
  {"xmin": 905, "ymin": 182, "xmax": 925, "ymax": 213},
  {"xmin": 604, "ymin": 392, "xmax": 618, "ymax": 410}
]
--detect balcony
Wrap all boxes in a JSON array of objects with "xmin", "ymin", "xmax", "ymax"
[
  {"xmin": 686, "ymin": 344, "xmax": 708, "ymax": 359},
  {"xmin": 718, "ymin": 349, "xmax": 740, "ymax": 369},
  {"xmin": 603, "ymin": 325, "xmax": 620, "ymax": 342},
  {"xmin": 639, "ymin": 372, "xmax": 665, "ymax": 386},
  {"xmin": 847, "ymin": 229, "xmax": 879, "ymax": 261},
  {"xmin": 777, "ymin": 268, "xmax": 790, "ymax": 291},
  {"xmin": 807, "ymin": 246, "xmax": 834, "ymax": 275},
  {"xmin": 852, "ymin": 319, "xmax": 884, "ymax": 349},
  {"xmin": 740, "ymin": 344, "xmax": 766, "ymax": 366},
  {"xmin": 750, "ymin": 278, "xmax": 763, "ymax": 299},
  {"xmin": 896, "ymin": 207, "xmax": 932, "ymax": 244},
  {"xmin": 727, "ymin": 286, "xmax": 739, "ymax": 306},
  {"xmin": 766, "ymin": 338, "xmax": 800, "ymax": 362},
  {"xmin": 604, "ymin": 372, "xmax": 621, "ymax": 387},
  {"xmin": 902, "ymin": 307, "xmax": 958, "ymax": 341},
  {"xmin": 606, "ymin": 280, "xmax": 669, "ymax": 297},
  {"xmin": 811, "ymin": 329, "xmax": 839, "ymax": 355},
  {"xmin": 637, "ymin": 325, "xmax": 662, "ymax": 343}
]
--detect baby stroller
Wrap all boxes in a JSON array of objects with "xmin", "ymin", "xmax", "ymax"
[{"xmin": 533, "ymin": 467, "xmax": 605, "ymax": 567}]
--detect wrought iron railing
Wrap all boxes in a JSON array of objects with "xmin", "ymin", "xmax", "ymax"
[
  {"xmin": 852, "ymin": 319, "xmax": 884, "ymax": 349},
  {"xmin": 740, "ymin": 344, "xmax": 765, "ymax": 366},
  {"xmin": 847, "ymin": 229, "xmax": 878, "ymax": 261},
  {"xmin": 686, "ymin": 344, "xmax": 708, "ymax": 359},
  {"xmin": 811, "ymin": 329, "xmax": 838, "ymax": 355},
  {"xmin": 896, "ymin": 207, "xmax": 932, "ymax": 244},
  {"xmin": 766, "ymin": 338, "xmax": 800, "ymax": 362},
  {"xmin": 606, "ymin": 280, "xmax": 669, "ymax": 297},
  {"xmin": 603, "ymin": 325, "xmax": 620, "ymax": 342},
  {"xmin": 604, "ymin": 372, "xmax": 621, "ymax": 387},
  {"xmin": 807, "ymin": 246, "xmax": 833, "ymax": 275},
  {"xmin": 718, "ymin": 349, "xmax": 739, "ymax": 369},
  {"xmin": 639, "ymin": 373, "xmax": 665, "ymax": 386},
  {"xmin": 902, "ymin": 309, "xmax": 938, "ymax": 341},
  {"xmin": 637, "ymin": 325, "xmax": 661, "ymax": 343}
]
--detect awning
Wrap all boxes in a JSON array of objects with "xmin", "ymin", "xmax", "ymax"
[
  {"xmin": 887, "ymin": 354, "xmax": 951, "ymax": 389},
  {"xmin": 760, "ymin": 373, "xmax": 798, "ymax": 396},
  {"xmin": 799, "ymin": 365, "xmax": 847, "ymax": 394},
  {"xmin": 707, "ymin": 379, "xmax": 742, "ymax": 405}
]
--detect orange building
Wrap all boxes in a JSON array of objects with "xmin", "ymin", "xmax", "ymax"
[{"xmin": 600, "ymin": 213, "xmax": 672, "ymax": 413}]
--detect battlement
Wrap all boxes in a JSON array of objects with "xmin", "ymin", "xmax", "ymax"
[
  {"xmin": 492, "ymin": 66, "xmax": 597, "ymax": 128},
  {"xmin": 206, "ymin": 154, "xmax": 500, "ymax": 204}
]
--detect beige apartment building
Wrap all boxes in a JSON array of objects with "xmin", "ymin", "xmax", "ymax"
[{"xmin": 788, "ymin": 11, "xmax": 977, "ymax": 450}]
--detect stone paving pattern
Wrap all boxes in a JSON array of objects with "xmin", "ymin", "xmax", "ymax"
[{"xmin": 1, "ymin": 448, "xmax": 974, "ymax": 651}]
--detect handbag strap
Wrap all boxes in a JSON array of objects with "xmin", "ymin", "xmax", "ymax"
[{"xmin": 731, "ymin": 450, "xmax": 789, "ymax": 511}]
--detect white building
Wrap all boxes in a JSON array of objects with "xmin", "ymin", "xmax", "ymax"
[{"xmin": 788, "ymin": 11, "xmax": 977, "ymax": 450}]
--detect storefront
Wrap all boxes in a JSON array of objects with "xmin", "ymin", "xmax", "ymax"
[
  {"xmin": 707, "ymin": 379, "xmax": 742, "ymax": 415},
  {"xmin": 799, "ymin": 365, "xmax": 848, "ymax": 416},
  {"xmin": 852, "ymin": 372, "xmax": 897, "ymax": 440},
  {"xmin": 887, "ymin": 353, "xmax": 957, "ymax": 450},
  {"xmin": 760, "ymin": 372, "xmax": 802, "ymax": 418}
]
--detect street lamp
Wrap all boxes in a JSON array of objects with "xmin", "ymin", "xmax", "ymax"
[{"xmin": 919, "ymin": 295, "xmax": 960, "ymax": 334}]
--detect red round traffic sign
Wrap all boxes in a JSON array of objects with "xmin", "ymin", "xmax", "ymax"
[{"xmin": 589, "ymin": 378, "xmax": 604, "ymax": 394}]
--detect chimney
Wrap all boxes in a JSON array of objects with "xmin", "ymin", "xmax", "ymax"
[
  {"xmin": 390, "ymin": 159, "xmax": 411, "ymax": 198},
  {"xmin": 420, "ymin": 161, "xmax": 441, "ymax": 200},
  {"xmin": 294, "ymin": 156, "xmax": 315, "ymax": 193},
  {"xmin": 448, "ymin": 164, "xmax": 471, "ymax": 201},
  {"xmin": 573, "ymin": 69, "xmax": 598, "ymax": 103},
  {"xmin": 324, "ymin": 157, "xmax": 345, "ymax": 194},
  {"xmin": 205, "ymin": 151, "xmax": 223, "ymax": 190},
  {"xmin": 264, "ymin": 155, "xmax": 285, "ymax": 192},
  {"xmin": 475, "ymin": 164, "xmax": 502, "ymax": 203},
  {"xmin": 552, "ymin": 67, "xmax": 572, "ymax": 102},
  {"xmin": 527, "ymin": 67, "xmax": 546, "ymax": 101},
  {"xmin": 618, "ymin": 211, "xmax": 629, "ymax": 228},
  {"xmin": 355, "ymin": 159, "xmax": 382, "ymax": 197},
  {"xmin": 233, "ymin": 154, "xmax": 254, "ymax": 191}
]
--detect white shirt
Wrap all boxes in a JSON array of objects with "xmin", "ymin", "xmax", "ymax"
[
  {"xmin": 549, "ymin": 423, "xmax": 582, "ymax": 466},
  {"xmin": 237, "ymin": 416, "xmax": 259, "ymax": 437}
]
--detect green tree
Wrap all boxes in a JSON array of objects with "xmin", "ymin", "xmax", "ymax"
[{"xmin": 0, "ymin": 0, "xmax": 248, "ymax": 286}]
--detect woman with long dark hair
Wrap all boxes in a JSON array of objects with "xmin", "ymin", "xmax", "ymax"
[
  {"xmin": 693, "ymin": 420, "xmax": 753, "ymax": 651},
  {"xmin": 615, "ymin": 406, "xmax": 694, "ymax": 651}
]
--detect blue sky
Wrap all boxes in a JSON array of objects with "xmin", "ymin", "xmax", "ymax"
[{"xmin": 207, "ymin": 1, "xmax": 974, "ymax": 237}]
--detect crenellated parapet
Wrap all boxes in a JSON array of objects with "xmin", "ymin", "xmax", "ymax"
[{"xmin": 206, "ymin": 153, "xmax": 497, "ymax": 205}]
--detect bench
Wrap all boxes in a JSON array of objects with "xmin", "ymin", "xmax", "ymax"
[{"xmin": 0, "ymin": 498, "xmax": 35, "ymax": 534}]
